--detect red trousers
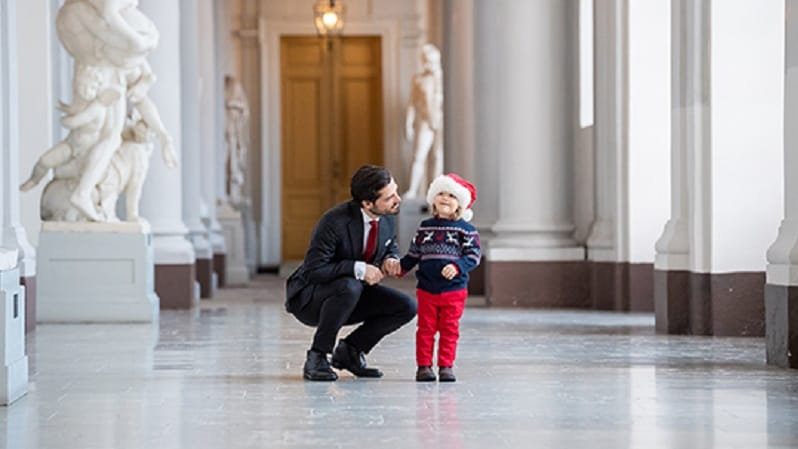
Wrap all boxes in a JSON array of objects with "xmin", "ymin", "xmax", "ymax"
[{"xmin": 416, "ymin": 288, "xmax": 467, "ymax": 367}]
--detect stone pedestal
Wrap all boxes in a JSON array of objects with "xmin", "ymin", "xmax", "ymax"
[
  {"xmin": 218, "ymin": 204, "xmax": 249, "ymax": 286},
  {"xmin": 0, "ymin": 265, "xmax": 28, "ymax": 405},
  {"xmin": 241, "ymin": 203, "xmax": 257, "ymax": 276},
  {"xmin": 37, "ymin": 222, "xmax": 159, "ymax": 322},
  {"xmin": 397, "ymin": 198, "xmax": 429, "ymax": 253}
]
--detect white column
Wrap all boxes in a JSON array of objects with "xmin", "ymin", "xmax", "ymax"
[
  {"xmin": 472, "ymin": 1, "xmax": 501, "ymax": 229},
  {"xmin": 768, "ymin": 1, "xmax": 798, "ymax": 285},
  {"xmin": 214, "ymin": 0, "xmax": 233, "ymax": 208},
  {"xmin": 586, "ymin": 0, "xmax": 628, "ymax": 262},
  {"xmin": 655, "ymin": 0, "xmax": 707, "ymax": 271},
  {"xmin": 180, "ymin": 0, "xmax": 212, "ymax": 263},
  {"xmin": 50, "ymin": 0, "xmax": 71, "ymax": 142},
  {"xmin": 486, "ymin": 0, "xmax": 583, "ymax": 261},
  {"xmin": 442, "ymin": 0, "xmax": 476, "ymax": 182},
  {"xmin": 16, "ymin": 0, "xmax": 53, "ymax": 249},
  {"xmin": 0, "ymin": 0, "xmax": 35, "ymax": 280},
  {"xmin": 0, "ymin": 0, "xmax": 29, "ymax": 406},
  {"xmin": 137, "ymin": 1, "xmax": 195, "ymax": 266},
  {"xmin": 199, "ymin": 0, "xmax": 226, "ymax": 256}
]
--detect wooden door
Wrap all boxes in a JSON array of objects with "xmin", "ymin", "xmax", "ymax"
[{"xmin": 281, "ymin": 36, "xmax": 383, "ymax": 261}]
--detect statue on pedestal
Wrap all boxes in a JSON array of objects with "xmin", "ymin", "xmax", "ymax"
[
  {"xmin": 224, "ymin": 75, "xmax": 250, "ymax": 209},
  {"xmin": 403, "ymin": 44, "xmax": 444, "ymax": 199},
  {"xmin": 20, "ymin": 0, "xmax": 176, "ymax": 223}
]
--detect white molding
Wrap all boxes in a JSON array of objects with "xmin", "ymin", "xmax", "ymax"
[
  {"xmin": 654, "ymin": 252, "xmax": 690, "ymax": 271},
  {"xmin": 486, "ymin": 246, "xmax": 585, "ymax": 263},
  {"xmin": 654, "ymin": 217, "xmax": 689, "ymax": 270},
  {"xmin": 766, "ymin": 264, "xmax": 798, "ymax": 286},
  {"xmin": 0, "ymin": 248, "xmax": 17, "ymax": 271},
  {"xmin": 258, "ymin": 18, "xmax": 402, "ymax": 265}
]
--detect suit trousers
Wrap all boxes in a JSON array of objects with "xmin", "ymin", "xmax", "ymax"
[
  {"xmin": 415, "ymin": 288, "xmax": 467, "ymax": 367},
  {"xmin": 293, "ymin": 277, "xmax": 417, "ymax": 354}
]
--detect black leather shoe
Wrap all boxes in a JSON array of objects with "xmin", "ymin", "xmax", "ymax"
[
  {"xmin": 331, "ymin": 340, "xmax": 383, "ymax": 378},
  {"xmin": 438, "ymin": 366, "xmax": 456, "ymax": 382},
  {"xmin": 303, "ymin": 350, "xmax": 338, "ymax": 381},
  {"xmin": 416, "ymin": 366, "xmax": 436, "ymax": 382}
]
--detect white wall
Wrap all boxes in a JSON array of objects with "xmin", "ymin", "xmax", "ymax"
[
  {"xmin": 710, "ymin": 0, "xmax": 784, "ymax": 272},
  {"xmin": 627, "ymin": 0, "xmax": 671, "ymax": 263}
]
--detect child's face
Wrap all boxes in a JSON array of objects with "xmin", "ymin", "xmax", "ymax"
[{"xmin": 433, "ymin": 191, "xmax": 460, "ymax": 219}]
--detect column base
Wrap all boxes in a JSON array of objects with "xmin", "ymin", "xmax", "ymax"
[
  {"xmin": 590, "ymin": 262, "xmax": 654, "ymax": 312},
  {"xmin": 37, "ymin": 223, "xmax": 159, "ymax": 322},
  {"xmin": 214, "ymin": 253, "xmax": 227, "ymax": 288},
  {"xmin": 591, "ymin": 262, "xmax": 629, "ymax": 311},
  {"xmin": 655, "ymin": 270, "xmax": 765, "ymax": 336},
  {"xmin": 0, "ymin": 354, "xmax": 28, "ymax": 406},
  {"xmin": 629, "ymin": 264, "xmax": 655, "ymax": 312},
  {"xmin": 486, "ymin": 260, "xmax": 590, "ymax": 307},
  {"xmin": 468, "ymin": 262, "xmax": 485, "ymax": 296},
  {"xmin": 20, "ymin": 276, "xmax": 35, "ymax": 333},
  {"xmin": 196, "ymin": 257, "xmax": 214, "ymax": 298},
  {"xmin": 155, "ymin": 263, "xmax": 198, "ymax": 309},
  {"xmin": 654, "ymin": 269, "xmax": 690, "ymax": 334},
  {"xmin": 0, "ymin": 267, "xmax": 28, "ymax": 405},
  {"xmin": 765, "ymin": 284, "xmax": 798, "ymax": 369}
]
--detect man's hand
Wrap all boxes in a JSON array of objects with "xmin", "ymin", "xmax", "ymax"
[
  {"xmin": 441, "ymin": 263, "xmax": 458, "ymax": 280},
  {"xmin": 363, "ymin": 264, "xmax": 384, "ymax": 285},
  {"xmin": 381, "ymin": 258, "xmax": 401, "ymax": 277}
]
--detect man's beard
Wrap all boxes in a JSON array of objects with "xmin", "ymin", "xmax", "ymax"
[{"xmin": 369, "ymin": 204, "xmax": 400, "ymax": 216}]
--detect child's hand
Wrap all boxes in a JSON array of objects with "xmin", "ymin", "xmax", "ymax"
[
  {"xmin": 381, "ymin": 258, "xmax": 401, "ymax": 277},
  {"xmin": 441, "ymin": 264, "xmax": 458, "ymax": 280}
]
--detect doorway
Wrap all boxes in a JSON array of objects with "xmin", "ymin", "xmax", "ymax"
[{"xmin": 280, "ymin": 36, "xmax": 383, "ymax": 261}]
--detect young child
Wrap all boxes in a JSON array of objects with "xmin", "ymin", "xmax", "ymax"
[{"xmin": 400, "ymin": 173, "xmax": 481, "ymax": 382}]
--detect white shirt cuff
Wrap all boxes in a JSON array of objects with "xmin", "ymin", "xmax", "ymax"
[{"xmin": 354, "ymin": 261, "xmax": 366, "ymax": 280}]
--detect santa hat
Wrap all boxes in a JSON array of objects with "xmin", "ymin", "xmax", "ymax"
[{"xmin": 426, "ymin": 173, "xmax": 477, "ymax": 221}]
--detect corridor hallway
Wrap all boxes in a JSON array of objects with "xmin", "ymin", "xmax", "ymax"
[{"xmin": 3, "ymin": 275, "xmax": 798, "ymax": 449}]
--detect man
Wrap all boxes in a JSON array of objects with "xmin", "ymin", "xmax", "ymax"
[{"xmin": 285, "ymin": 165, "xmax": 417, "ymax": 381}]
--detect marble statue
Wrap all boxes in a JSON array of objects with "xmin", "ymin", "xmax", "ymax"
[
  {"xmin": 56, "ymin": 0, "xmax": 158, "ymax": 69},
  {"xmin": 403, "ymin": 44, "xmax": 444, "ymax": 199},
  {"xmin": 224, "ymin": 75, "xmax": 250, "ymax": 209},
  {"xmin": 24, "ymin": 106, "xmax": 171, "ymax": 222},
  {"xmin": 20, "ymin": 0, "xmax": 175, "ymax": 222}
]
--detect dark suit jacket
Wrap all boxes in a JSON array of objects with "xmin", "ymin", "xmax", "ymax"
[{"xmin": 285, "ymin": 201, "xmax": 400, "ymax": 314}]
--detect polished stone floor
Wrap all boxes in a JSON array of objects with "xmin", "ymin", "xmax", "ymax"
[{"xmin": 2, "ymin": 274, "xmax": 798, "ymax": 449}]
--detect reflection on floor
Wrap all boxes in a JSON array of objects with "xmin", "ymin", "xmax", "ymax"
[{"xmin": 2, "ymin": 275, "xmax": 797, "ymax": 449}]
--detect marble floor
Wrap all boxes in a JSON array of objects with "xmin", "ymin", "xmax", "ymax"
[{"xmin": 2, "ymin": 275, "xmax": 798, "ymax": 449}]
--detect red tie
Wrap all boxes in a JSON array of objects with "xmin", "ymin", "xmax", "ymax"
[{"xmin": 362, "ymin": 219, "xmax": 379, "ymax": 262}]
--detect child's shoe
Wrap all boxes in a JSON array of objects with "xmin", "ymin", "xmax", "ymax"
[
  {"xmin": 416, "ymin": 366, "xmax": 436, "ymax": 382},
  {"xmin": 438, "ymin": 366, "xmax": 456, "ymax": 382}
]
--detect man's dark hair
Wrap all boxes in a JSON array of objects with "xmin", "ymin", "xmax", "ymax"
[{"xmin": 350, "ymin": 165, "xmax": 392, "ymax": 203}]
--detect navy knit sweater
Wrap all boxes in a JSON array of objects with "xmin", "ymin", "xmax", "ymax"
[{"xmin": 399, "ymin": 217, "xmax": 481, "ymax": 293}]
